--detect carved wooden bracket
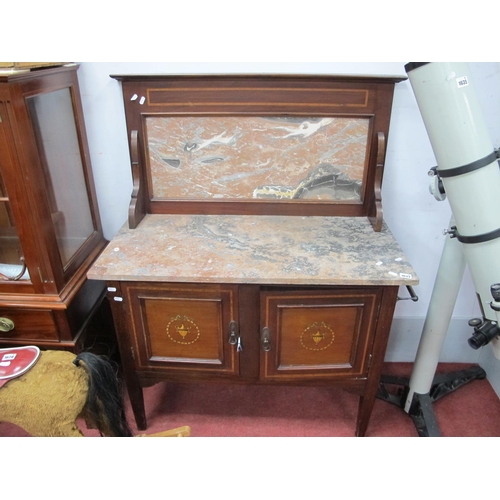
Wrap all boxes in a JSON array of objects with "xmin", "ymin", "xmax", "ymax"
[
  {"xmin": 368, "ymin": 132, "xmax": 385, "ymax": 232},
  {"xmin": 129, "ymin": 130, "xmax": 146, "ymax": 229}
]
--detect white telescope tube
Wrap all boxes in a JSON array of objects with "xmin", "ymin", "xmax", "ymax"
[{"xmin": 406, "ymin": 63, "xmax": 500, "ymax": 333}]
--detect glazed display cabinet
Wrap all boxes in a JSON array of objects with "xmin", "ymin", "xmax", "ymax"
[{"xmin": 0, "ymin": 64, "xmax": 108, "ymax": 351}]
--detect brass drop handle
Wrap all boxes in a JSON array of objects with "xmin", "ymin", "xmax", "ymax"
[
  {"xmin": 228, "ymin": 321, "xmax": 238, "ymax": 345},
  {"xmin": 0, "ymin": 317, "xmax": 15, "ymax": 332},
  {"xmin": 261, "ymin": 327, "xmax": 271, "ymax": 352},
  {"xmin": 228, "ymin": 321, "xmax": 243, "ymax": 351}
]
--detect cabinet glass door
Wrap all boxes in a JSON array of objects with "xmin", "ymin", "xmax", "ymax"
[
  {"xmin": 0, "ymin": 171, "xmax": 28, "ymax": 281},
  {"xmin": 26, "ymin": 88, "xmax": 95, "ymax": 269}
]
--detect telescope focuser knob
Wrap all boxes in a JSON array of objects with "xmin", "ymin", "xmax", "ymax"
[
  {"xmin": 428, "ymin": 167, "xmax": 446, "ymax": 201},
  {"xmin": 468, "ymin": 318, "xmax": 483, "ymax": 328}
]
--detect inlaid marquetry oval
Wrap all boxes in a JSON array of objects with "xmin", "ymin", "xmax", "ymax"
[
  {"xmin": 166, "ymin": 315, "xmax": 200, "ymax": 345},
  {"xmin": 300, "ymin": 321, "xmax": 335, "ymax": 351}
]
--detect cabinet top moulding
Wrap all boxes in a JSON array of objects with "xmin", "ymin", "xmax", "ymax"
[
  {"xmin": 0, "ymin": 64, "xmax": 79, "ymax": 82},
  {"xmin": 111, "ymin": 73, "xmax": 406, "ymax": 230},
  {"xmin": 110, "ymin": 73, "xmax": 407, "ymax": 83}
]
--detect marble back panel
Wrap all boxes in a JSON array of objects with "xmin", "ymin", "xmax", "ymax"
[{"xmin": 146, "ymin": 116, "xmax": 369, "ymax": 201}]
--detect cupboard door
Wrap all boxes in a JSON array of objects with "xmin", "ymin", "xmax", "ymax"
[
  {"xmin": 124, "ymin": 283, "xmax": 240, "ymax": 378},
  {"xmin": 260, "ymin": 288, "xmax": 382, "ymax": 381}
]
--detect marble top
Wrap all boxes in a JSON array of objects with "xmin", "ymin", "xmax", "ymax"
[{"xmin": 88, "ymin": 214, "xmax": 418, "ymax": 286}]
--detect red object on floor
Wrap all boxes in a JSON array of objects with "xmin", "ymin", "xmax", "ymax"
[{"xmin": 0, "ymin": 346, "xmax": 40, "ymax": 389}]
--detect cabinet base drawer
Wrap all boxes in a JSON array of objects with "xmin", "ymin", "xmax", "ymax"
[{"xmin": 0, "ymin": 309, "xmax": 58, "ymax": 342}]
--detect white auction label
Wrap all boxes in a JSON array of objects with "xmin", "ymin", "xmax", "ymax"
[{"xmin": 456, "ymin": 76, "xmax": 469, "ymax": 88}]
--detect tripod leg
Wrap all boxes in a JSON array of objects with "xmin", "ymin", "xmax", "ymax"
[{"xmin": 406, "ymin": 392, "xmax": 442, "ymax": 437}]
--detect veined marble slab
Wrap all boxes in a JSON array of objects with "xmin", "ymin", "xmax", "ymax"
[
  {"xmin": 146, "ymin": 116, "xmax": 369, "ymax": 201},
  {"xmin": 88, "ymin": 214, "xmax": 418, "ymax": 286}
]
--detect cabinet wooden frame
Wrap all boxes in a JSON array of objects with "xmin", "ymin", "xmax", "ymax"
[{"xmin": 94, "ymin": 72, "xmax": 412, "ymax": 436}]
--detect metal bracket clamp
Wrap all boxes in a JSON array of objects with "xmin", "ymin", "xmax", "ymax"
[
  {"xmin": 435, "ymin": 150, "xmax": 498, "ymax": 179},
  {"xmin": 446, "ymin": 225, "xmax": 500, "ymax": 245}
]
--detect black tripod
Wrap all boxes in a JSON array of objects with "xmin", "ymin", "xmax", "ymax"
[{"xmin": 377, "ymin": 365, "xmax": 486, "ymax": 437}]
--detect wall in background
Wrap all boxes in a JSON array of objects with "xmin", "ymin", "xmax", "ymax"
[{"xmin": 76, "ymin": 62, "xmax": 500, "ymax": 377}]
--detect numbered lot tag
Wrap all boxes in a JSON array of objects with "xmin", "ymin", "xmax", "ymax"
[{"xmin": 457, "ymin": 76, "xmax": 469, "ymax": 88}]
